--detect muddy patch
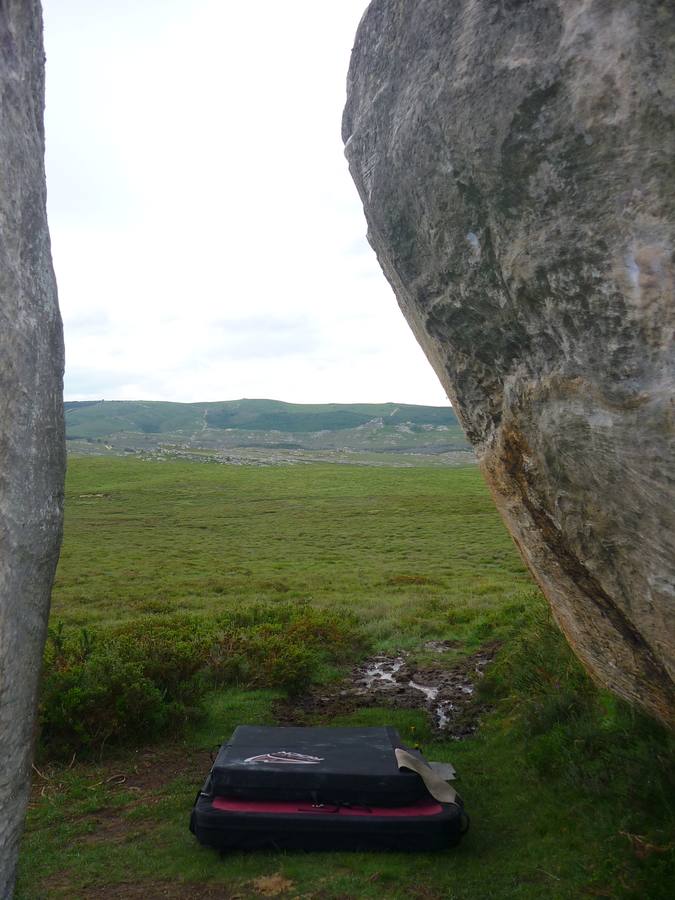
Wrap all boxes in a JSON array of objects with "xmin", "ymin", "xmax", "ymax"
[
  {"xmin": 276, "ymin": 642, "xmax": 499, "ymax": 738},
  {"xmin": 122, "ymin": 744, "xmax": 211, "ymax": 792}
]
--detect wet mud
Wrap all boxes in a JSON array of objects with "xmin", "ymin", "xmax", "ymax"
[{"xmin": 276, "ymin": 642, "xmax": 500, "ymax": 739}]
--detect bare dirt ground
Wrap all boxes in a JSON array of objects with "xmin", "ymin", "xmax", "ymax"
[{"xmin": 30, "ymin": 744, "xmax": 211, "ymax": 805}]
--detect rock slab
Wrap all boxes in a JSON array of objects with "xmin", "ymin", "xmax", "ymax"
[
  {"xmin": 343, "ymin": 0, "xmax": 674, "ymax": 725},
  {"xmin": 0, "ymin": 2, "xmax": 65, "ymax": 895}
]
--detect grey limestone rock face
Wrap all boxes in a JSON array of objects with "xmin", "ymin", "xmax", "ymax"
[
  {"xmin": 0, "ymin": 1, "xmax": 65, "ymax": 895},
  {"xmin": 343, "ymin": 0, "xmax": 674, "ymax": 725}
]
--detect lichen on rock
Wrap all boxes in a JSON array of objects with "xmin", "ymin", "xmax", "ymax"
[{"xmin": 343, "ymin": 0, "xmax": 675, "ymax": 726}]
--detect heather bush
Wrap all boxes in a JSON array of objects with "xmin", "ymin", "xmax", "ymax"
[{"xmin": 39, "ymin": 605, "xmax": 366, "ymax": 758}]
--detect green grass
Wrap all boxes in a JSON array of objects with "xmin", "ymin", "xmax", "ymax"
[
  {"xmin": 51, "ymin": 459, "xmax": 525, "ymax": 642},
  {"xmin": 17, "ymin": 458, "xmax": 675, "ymax": 899}
]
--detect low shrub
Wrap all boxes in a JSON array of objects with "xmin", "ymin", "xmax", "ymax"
[
  {"xmin": 40, "ymin": 616, "xmax": 209, "ymax": 759},
  {"xmin": 282, "ymin": 606, "xmax": 364, "ymax": 664},
  {"xmin": 205, "ymin": 625, "xmax": 318, "ymax": 695},
  {"xmin": 41, "ymin": 638, "xmax": 172, "ymax": 759},
  {"xmin": 108, "ymin": 615, "xmax": 212, "ymax": 702},
  {"xmin": 39, "ymin": 604, "xmax": 367, "ymax": 759},
  {"xmin": 248, "ymin": 634, "xmax": 318, "ymax": 695}
]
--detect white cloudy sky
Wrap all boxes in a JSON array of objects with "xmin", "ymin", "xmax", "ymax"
[{"xmin": 42, "ymin": 0, "xmax": 449, "ymax": 406}]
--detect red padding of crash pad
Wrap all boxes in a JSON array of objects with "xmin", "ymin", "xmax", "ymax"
[{"xmin": 211, "ymin": 797, "xmax": 444, "ymax": 817}]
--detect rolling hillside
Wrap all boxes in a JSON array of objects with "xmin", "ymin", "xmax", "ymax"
[{"xmin": 64, "ymin": 399, "xmax": 474, "ymax": 466}]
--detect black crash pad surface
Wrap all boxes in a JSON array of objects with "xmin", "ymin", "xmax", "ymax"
[{"xmin": 210, "ymin": 725, "xmax": 427, "ymax": 805}]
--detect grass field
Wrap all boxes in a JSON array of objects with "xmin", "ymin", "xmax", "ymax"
[{"xmin": 17, "ymin": 458, "xmax": 675, "ymax": 899}]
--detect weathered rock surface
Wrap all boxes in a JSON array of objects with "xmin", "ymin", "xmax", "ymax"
[
  {"xmin": 343, "ymin": 0, "xmax": 675, "ymax": 725},
  {"xmin": 0, "ymin": 2, "xmax": 65, "ymax": 895}
]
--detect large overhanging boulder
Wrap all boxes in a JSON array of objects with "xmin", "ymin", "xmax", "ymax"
[
  {"xmin": 343, "ymin": 0, "xmax": 674, "ymax": 726},
  {"xmin": 0, "ymin": 2, "xmax": 65, "ymax": 895}
]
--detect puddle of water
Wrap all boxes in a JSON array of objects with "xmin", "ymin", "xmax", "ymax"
[
  {"xmin": 408, "ymin": 680, "xmax": 439, "ymax": 701},
  {"xmin": 361, "ymin": 656, "xmax": 405, "ymax": 688},
  {"xmin": 436, "ymin": 701, "xmax": 456, "ymax": 729}
]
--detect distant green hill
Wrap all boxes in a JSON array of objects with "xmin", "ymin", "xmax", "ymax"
[
  {"xmin": 65, "ymin": 400, "xmax": 205, "ymax": 438},
  {"xmin": 64, "ymin": 399, "xmax": 473, "ymax": 466},
  {"xmin": 65, "ymin": 399, "xmax": 460, "ymax": 436}
]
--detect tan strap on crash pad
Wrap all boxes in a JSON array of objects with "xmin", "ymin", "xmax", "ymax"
[{"xmin": 395, "ymin": 748, "xmax": 459, "ymax": 805}]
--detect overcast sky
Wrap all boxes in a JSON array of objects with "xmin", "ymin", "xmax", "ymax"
[{"xmin": 42, "ymin": 0, "xmax": 449, "ymax": 407}]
